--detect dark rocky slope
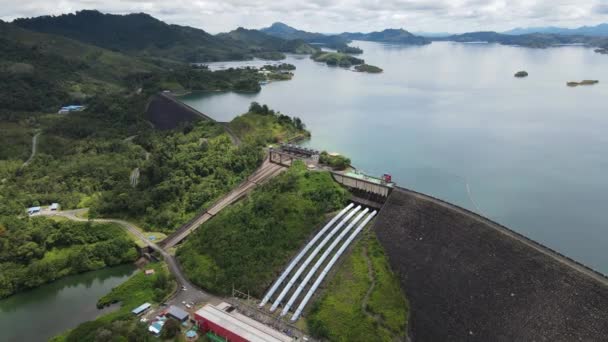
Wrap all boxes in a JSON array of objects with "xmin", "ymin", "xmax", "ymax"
[{"xmin": 373, "ymin": 188, "xmax": 608, "ymax": 342}]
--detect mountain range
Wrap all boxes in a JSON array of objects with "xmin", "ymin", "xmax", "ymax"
[
  {"xmin": 261, "ymin": 22, "xmax": 431, "ymax": 46},
  {"xmin": 12, "ymin": 10, "xmax": 315, "ymax": 62},
  {"xmin": 504, "ymin": 23, "xmax": 608, "ymax": 36}
]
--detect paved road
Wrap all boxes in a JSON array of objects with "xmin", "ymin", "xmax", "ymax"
[
  {"xmin": 160, "ymin": 159, "xmax": 285, "ymax": 249},
  {"xmin": 40, "ymin": 209, "xmax": 213, "ymax": 308},
  {"xmin": 21, "ymin": 132, "xmax": 40, "ymax": 168}
]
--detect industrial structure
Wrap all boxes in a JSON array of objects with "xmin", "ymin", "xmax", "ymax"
[
  {"xmin": 260, "ymin": 203, "xmax": 377, "ymax": 321},
  {"xmin": 268, "ymin": 144, "xmax": 319, "ymax": 167},
  {"xmin": 195, "ymin": 302, "xmax": 292, "ymax": 342},
  {"xmin": 167, "ymin": 305, "xmax": 190, "ymax": 322}
]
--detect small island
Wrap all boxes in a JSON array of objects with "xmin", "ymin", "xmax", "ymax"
[
  {"xmin": 337, "ymin": 46, "xmax": 364, "ymax": 54},
  {"xmin": 595, "ymin": 48, "xmax": 608, "ymax": 55},
  {"xmin": 258, "ymin": 64, "xmax": 295, "ymax": 82},
  {"xmin": 355, "ymin": 64, "xmax": 383, "ymax": 73},
  {"xmin": 514, "ymin": 71, "xmax": 528, "ymax": 78},
  {"xmin": 311, "ymin": 51, "xmax": 364, "ymax": 68},
  {"xmin": 567, "ymin": 80, "xmax": 599, "ymax": 87}
]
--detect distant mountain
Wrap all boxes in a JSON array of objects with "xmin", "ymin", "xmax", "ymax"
[
  {"xmin": 260, "ymin": 22, "xmax": 351, "ymax": 49},
  {"xmin": 217, "ymin": 27, "xmax": 316, "ymax": 58},
  {"xmin": 435, "ymin": 31, "xmax": 608, "ymax": 49},
  {"xmin": 13, "ymin": 10, "xmax": 310, "ymax": 62},
  {"xmin": 339, "ymin": 28, "xmax": 430, "ymax": 45},
  {"xmin": 504, "ymin": 23, "xmax": 608, "ymax": 36},
  {"xmin": 262, "ymin": 22, "xmax": 430, "ymax": 48},
  {"xmin": 0, "ymin": 20, "xmax": 159, "ymax": 111},
  {"xmin": 412, "ymin": 31, "xmax": 452, "ymax": 38}
]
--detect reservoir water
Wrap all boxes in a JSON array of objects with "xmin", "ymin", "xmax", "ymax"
[
  {"xmin": 181, "ymin": 41, "xmax": 608, "ymax": 274},
  {"xmin": 0, "ymin": 264, "xmax": 135, "ymax": 342}
]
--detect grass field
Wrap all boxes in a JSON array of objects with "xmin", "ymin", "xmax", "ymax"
[{"xmin": 306, "ymin": 230, "xmax": 408, "ymax": 341}]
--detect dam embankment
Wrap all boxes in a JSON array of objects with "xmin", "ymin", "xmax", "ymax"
[{"xmin": 373, "ymin": 187, "xmax": 608, "ymax": 342}]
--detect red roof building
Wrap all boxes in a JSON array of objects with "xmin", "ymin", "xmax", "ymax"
[{"xmin": 194, "ymin": 303, "xmax": 292, "ymax": 342}]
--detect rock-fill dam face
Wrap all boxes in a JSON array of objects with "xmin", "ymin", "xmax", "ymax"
[{"xmin": 374, "ymin": 188, "xmax": 608, "ymax": 342}]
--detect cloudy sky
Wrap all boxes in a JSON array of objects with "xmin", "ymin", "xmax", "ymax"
[{"xmin": 1, "ymin": 0, "xmax": 608, "ymax": 34}]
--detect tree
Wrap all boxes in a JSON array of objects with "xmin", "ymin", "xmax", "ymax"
[{"xmin": 161, "ymin": 318, "xmax": 180, "ymax": 339}]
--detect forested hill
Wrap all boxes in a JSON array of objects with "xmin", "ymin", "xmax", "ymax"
[
  {"xmin": 261, "ymin": 22, "xmax": 430, "ymax": 48},
  {"xmin": 217, "ymin": 27, "xmax": 317, "ymax": 59},
  {"xmin": 12, "ymin": 10, "xmax": 314, "ymax": 62},
  {"xmin": 339, "ymin": 28, "xmax": 430, "ymax": 45},
  {"xmin": 0, "ymin": 20, "xmax": 160, "ymax": 112},
  {"xmin": 434, "ymin": 31, "xmax": 608, "ymax": 49}
]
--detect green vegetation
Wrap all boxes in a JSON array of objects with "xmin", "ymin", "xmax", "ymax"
[
  {"xmin": 514, "ymin": 71, "xmax": 529, "ymax": 78},
  {"xmin": 261, "ymin": 63, "xmax": 296, "ymax": 71},
  {"xmin": 337, "ymin": 46, "xmax": 364, "ymax": 54},
  {"xmin": 319, "ymin": 151, "xmax": 351, "ymax": 170},
  {"xmin": 307, "ymin": 231, "xmax": 408, "ymax": 341},
  {"xmin": 52, "ymin": 262, "xmax": 174, "ymax": 342},
  {"xmin": 14, "ymin": 10, "xmax": 316, "ymax": 63},
  {"xmin": 229, "ymin": 102, "xmax": 309, "ymax": 145},
  {"xmin": 177, "ymin": 162, "xmax": 349, "ymax": 296},
  {"xmin": 567, "ymin": 80, "xmax": 599, "ymax": 87},
  {"xmin": 0, "ymin": 122, "xmax": 34, "ymax": 160},
  {"xmin": 0, "ymin": 216, "xmax": 138, "ymax": 298},
  {"xmin": 92, "ymin": 120, "xmax": 263, "ymax": 232},
  {"xmin": 354, "ymin": 64, "xmax": 383, "ymax": 73},
  {"xmin": 311, "ymin": 51, "xmax": 365, "ymax": 68}
]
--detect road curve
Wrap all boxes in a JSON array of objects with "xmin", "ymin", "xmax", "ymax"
[{"xmin": 40, "ymin": 209, "xmax": 212, "ymax": 303}]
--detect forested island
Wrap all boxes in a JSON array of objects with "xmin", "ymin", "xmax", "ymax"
[
  {"xmin": 312, "ymin": 51, "xmax": 365, "ymax": 67},
  {"xmin": 355, "ymin": 64, "xmax": 384, "ymax": 73}
]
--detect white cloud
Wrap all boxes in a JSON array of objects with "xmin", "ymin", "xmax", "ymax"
[{"xmin": 0, "ymin": 0, "xmax": 606, "ymax": 33}]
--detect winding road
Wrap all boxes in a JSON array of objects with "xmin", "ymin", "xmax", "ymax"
[
  {"xmin": 41, "ymin": 209, "xmax": 213, "ymax": 307},
  {"xmin": 21, "ymin": 132, "xmax": 40, "ymax": 168}
]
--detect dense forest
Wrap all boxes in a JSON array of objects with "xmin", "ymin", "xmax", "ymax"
[
  {"xmin": 177, "ymin": 162, "xmax": 349, "ymax": 296},
  {"xmin": 13, "ymin": 10, "xmax": 316, "ymax": 63},
  {"xmin": 91, "ymin": 121, "xmax": 262, "ymax": 232},
  {"xmin": 0, "ymin": 217, "xmax": 137, "ymax": 298}
]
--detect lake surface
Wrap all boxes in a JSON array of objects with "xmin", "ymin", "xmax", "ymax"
[
  {"xmin": 181, "ymin": 41, "xmax": 608, "ymax": 273},
  {"xmin": 0, "ymin": 264, "xmax": 135, "ymax": 342}
]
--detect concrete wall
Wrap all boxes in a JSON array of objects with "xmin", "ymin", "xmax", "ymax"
[
  {"xmin": 331, "ymin": 173, "xmax": 391, "ymax": 197},
  {"xmin": 373, "ymin": 187, "xmax": 608, "ymax": 342}
]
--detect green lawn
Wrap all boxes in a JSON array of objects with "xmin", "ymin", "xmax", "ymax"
[{"xmin": 306, "ymin": 230, "xmax": 408, "ymax": 341}]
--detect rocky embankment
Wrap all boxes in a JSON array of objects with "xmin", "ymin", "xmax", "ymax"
[{"xmin": 372, "ymin": 188, "xmax": 608, "ymax": 342}]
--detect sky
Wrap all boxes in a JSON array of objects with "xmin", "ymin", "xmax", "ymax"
[{"xmin": 1, "ymin": 0, "xmax": 608, "ymax": 34}]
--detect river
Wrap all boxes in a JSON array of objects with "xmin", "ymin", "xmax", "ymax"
[
  {"xmin": 181, "ymin": 41, "xmax": 608, "ymax": 274},
  {"xmin": 0, "ymin": 264, "xmax": 135, "ymax": 342}
]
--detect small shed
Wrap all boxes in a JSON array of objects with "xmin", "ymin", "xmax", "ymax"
[
  {"xmin": 132, "ymin": 302, "xmax": 152, "ymax": 315},
  {"xmin": 167, "ymin": 305, "xmax": 189, "ymax": 322}
]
